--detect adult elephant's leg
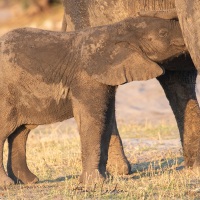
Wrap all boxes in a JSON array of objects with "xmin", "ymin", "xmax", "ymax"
[
  {"xmin": 107, "ymin": 116, "xmax": 131, "ymax": 175},
  {"xmin": 7, "ymin": 125, "xmax": 39, "ymax": 184},
  {"xmin": 71, "ymin": 76, "xmax": 115, "ymax": 184},
  {"xmin": 157, "ymin": 69, "xmax": 200, "ymax": 167}
]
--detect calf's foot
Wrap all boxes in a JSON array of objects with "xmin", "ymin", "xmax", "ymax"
[{"xmin": 79, "ymin": 169, "xmax": 105, "ymax": 185}]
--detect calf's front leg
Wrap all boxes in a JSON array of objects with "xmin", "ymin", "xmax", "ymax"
[{"xmin": 71, "ymin": 74, "xmax": 115, "ymax": 184}]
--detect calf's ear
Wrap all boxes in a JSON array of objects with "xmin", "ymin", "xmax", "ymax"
[{"xmin": 84, "ymin": 41, "xmax": 164, "ymax": 86}]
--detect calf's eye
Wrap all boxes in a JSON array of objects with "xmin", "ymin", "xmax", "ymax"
[{"xmin": 159, "ymin": 28, "xmax": 168, "ymax": 37}]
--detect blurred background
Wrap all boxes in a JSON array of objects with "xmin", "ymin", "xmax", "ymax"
[
  {"xmin": 0, "ymin": 0, "xmax": 63, "ymax": 36},
  {"xmin": 0, "ymin": 0, "xmax": 200, "ymax": 125}
]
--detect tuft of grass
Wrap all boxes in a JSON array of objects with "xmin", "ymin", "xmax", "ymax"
[{"xmin": 1, "ymin": 121, "xmax": 199, "ymax": 199}]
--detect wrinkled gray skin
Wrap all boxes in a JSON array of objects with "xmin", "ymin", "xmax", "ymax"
[
  {"xmin": 0, "ymin": 17, "xmax": 186, "ymax": 186},
  {"xmin": 138, "ymin": 0, "xmax": 200, "ymax": 73},
  {"xmin": 60, "ymin": 0, "xmax": 200, "ymax": 172}
]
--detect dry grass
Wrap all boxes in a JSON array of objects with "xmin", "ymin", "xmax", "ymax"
[
  {"xmin": 1, "ymin": 121, "xmax": 200, "ymax": 199},
  {"xmin": 119, "ymin": 121, "xmax": 178, "ymax": 139}
]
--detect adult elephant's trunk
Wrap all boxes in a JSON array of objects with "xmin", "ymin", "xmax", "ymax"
[{"xmin": 176, "ymin": 0, "xmax": 200, "ymax": 73}]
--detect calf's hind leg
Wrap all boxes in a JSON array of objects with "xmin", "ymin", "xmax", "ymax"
[
  {"xmin": 0, "ymin": 123, "xmax": 17, "ymax": 186},
  {"xmin": 7, "ymin": 125, "xmax": 39, "ymax": 184}
]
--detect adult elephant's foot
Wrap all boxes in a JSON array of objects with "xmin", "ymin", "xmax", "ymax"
[
  {"xmin": 79, "ymin": 169, "xmax": 105, "ymax": 185},
  {"xmin": 0, "ymin": 175, "xmax": 14, "ymax": 187},
  {"xmin": 106, "ymin": 118, "xmax": 131, "ymax": 175},
  {"xmin": 107, "ymin": 135, "xmax": 131, "ymax": 175},
  {"xmin": 193, "ymin": 155, "xmax": 200, "ymax": 168},
  {"xmin": 181, "ymin": 99, "xmax": 200, "ymax": 168}
]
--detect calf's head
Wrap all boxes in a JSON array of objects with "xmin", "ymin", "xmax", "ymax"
[
  {"xmin": 83, "ymin": 17, "xmax": 186, "ymax": 85},
  {"xmin": 133, "ymin": 17, "xmax": 186, "ymax": 62}
]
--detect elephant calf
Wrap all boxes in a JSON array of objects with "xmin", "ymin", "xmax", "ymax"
[{"xmin": 0, "ymin": 16, "xmax": 186, "ymax": 186}]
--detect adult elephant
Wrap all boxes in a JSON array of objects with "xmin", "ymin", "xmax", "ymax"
[
  {"xmin": 6, "ymin": 0, "xmax": 200, "ymax": 184},
  {"xmin": 61, "ymin": 0, "xmax": 200, "ymax": 168}
]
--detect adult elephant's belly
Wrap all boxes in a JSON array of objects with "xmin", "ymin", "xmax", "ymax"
[{"xmin": 161, "ymin": 54, "xmax": 196, "ymax": 71}]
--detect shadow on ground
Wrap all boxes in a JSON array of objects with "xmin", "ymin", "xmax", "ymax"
[
  {"xmin": 130, "ymin": 156, "xmax": 184, "ymax": 179},
  {"xmin": 39, "ymin": 175, "xmax": 79, "ymax": 184}
]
